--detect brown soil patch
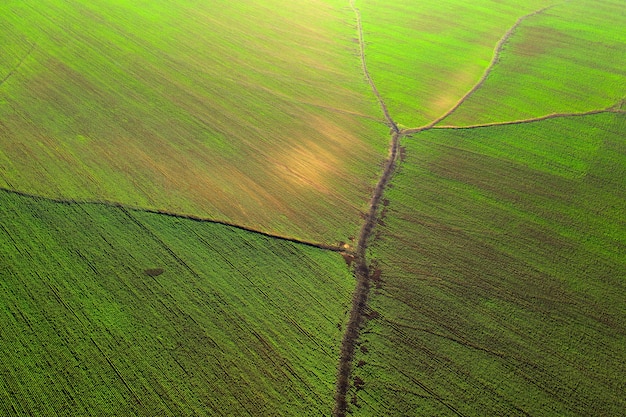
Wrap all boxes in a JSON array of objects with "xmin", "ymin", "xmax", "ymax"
[{"xmin": 144, "ymin": 268, "xmax": 164, "ymax": 277}]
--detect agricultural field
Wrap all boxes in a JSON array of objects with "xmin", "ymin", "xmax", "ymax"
[
  {"xmin": 0, "ymin": 189, "xmax": 354, "ymax": 416},
  {"xmin": 442, "ymin": 0, "xmax": 626, "ymax": 126},
  {"xmin": 353, "ymin": 114, "xmax": 626, "ymax": 415},
  {"xmin": 358, "ymin": 0, "xmax": 552, "ymax": 127},
  {"xmin": 1, "ymin": 0, "xmax": 625, "ymax": 416},
  {"xmin": 0, "ymin": 0, "xmax": 388, "ymax": 243}
]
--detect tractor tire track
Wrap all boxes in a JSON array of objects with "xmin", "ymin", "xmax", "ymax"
[
  {"xmin": 0, "ymin": 42, "xmax": 36, "ymax": 88},
  {"xmin": 0, "ymin": 186, "xmax": 344, "ymax": 253}
]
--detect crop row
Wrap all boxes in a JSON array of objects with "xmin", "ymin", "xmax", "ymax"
[
  {"xmin": 0, "ymin": 0, "xmax": 388, "ymax": 243},
  {"xmin": 350, "ymin": 113, "xmax": 626, "ymax": 416},
  {"xmin": 0, "ymin": 190, "xmax": 354, "ymax": 416}
]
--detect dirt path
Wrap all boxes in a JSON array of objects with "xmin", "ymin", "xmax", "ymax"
[
  {"xmin": 432, "ymin": 107, "xmax": 625, "ymax": 130},
  {"xmin": 333, "ymin": 131, "xmax": 400, "ymax": 416},
  {"xmin": 350, "ymin": 0, "xmax": 399, "ymax": 133},
  {"xmin": 422, "ymin": 6, "xmax": 555, "ymax": 129},
  {"xmin": 0, "ymin": 186, "xmax": 345, "ymax": 253},
  {"xmin": 333, "ymin": 2, "xmax": 402, "ymax": 416}
]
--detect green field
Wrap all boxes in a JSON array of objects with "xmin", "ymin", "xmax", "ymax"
[
  {"xmin": 442, "ymin": 0, "xmax": 626, "ymax": 126},
  {"xmin": 0, "ymin": 0, "xmax": 388, "ymax": 243},
  {"xmin": 358, "ymin": 0, "xmax": 552, "ymax": 127},
  {"xmin": 352, "ymin": 113, "xmax": 626, "ymax": 415},
  {"xmin": 1, "ymin": 0, "xmax": 625, "ymax": 415},
  {"xmin": 0, "ymin": 189, "xmax": 354, "ymax": 416}
]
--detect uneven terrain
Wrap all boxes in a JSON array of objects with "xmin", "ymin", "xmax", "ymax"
[{"xmin": 1, "ymin": 0, "xmax": 625, "ymax": 416}]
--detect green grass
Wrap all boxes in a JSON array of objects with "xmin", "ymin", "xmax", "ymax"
[
  {"xmin": 0, "ymin": 0, "xmax": 388, "ymax": 243},
  {"xmin": 0, "ymin": 189, "xmax": 354, "ymax": 416},
  {"xmin": 350, "ymin": 113, "xmax": 626, "ymax": 416},
  {"xmin": 444, "ymin": 0, "xmax": 626, "ymax": 125},
  {"xmin": 358, "ymin": 0, "xmax": 552, "ymax": 127}
]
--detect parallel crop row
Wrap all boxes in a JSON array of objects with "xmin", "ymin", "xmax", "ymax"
[{"xmin": 0, "ymin": 190, "xmax": 354, "ymax": 416}]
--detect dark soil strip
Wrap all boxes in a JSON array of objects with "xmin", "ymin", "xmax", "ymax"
[
  {"xmin": 425, "ymin": 5, "xmax": 555, "ymax": 128},
  {"xmin": 333, "ymin": 132, "xmax": 400, "ymax": 417},
  {"xmin": 350, "ymin": 0, "xmax": 399, "ymax": 133},
  {"xmin": 0, "ymin": 186, "xmax": 344, "ymax": 253},
  {"xmin": 333, "ymin": 3, "xmax": 402, "ymax": 416},
  {"xmin": 0, "ymin": 42, "xmax": 36, "ymax": 87}
]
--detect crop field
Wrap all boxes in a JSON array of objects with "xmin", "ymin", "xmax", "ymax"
[
  {"xmin": 1, "ymin": 0, "xmax": 625, "ymax": 416},
  {"xmin": 0, "ymin": 189, "xmax": 354, "ymax": 416},
  {"xmin": 353, "ymin": 113, "xmax": 626, "ymax": 415},
  {"xmin": 442, "ymin": 0, "xmax": 626, "ymax": 126},
  {"xmin": 358, "ymin": 0, "xmax": 552, "ymax": 127},
  {"xmin": 0, "ymin": 0, "xmax": 389, "ymax": 243}
]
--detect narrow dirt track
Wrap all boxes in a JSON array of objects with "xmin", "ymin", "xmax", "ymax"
[
  {"xmin": 350, "ymin": 0, "xmax": 399, "ymax": 133},
  {"xmin": 333, "ymin": 2, "xmax": 402, "ymax": 416},
  {"xmin": 0, "ymin": 187, "xmax": 344, "ymax": 253},
  {"xmin": 424, "ymin": 5, "xmax": 555, "ymax": 128},
  {"xmin": 332, "ymin": 132, "xmax": 400, "ymax": 417},
  {"xmin": 431, "ymin": 107, "xmax": 626, "ymax": 130}
]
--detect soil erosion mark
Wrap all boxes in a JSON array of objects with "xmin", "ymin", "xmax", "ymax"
[{"xmin": 333, "ymin": 2, "xmax": 401, "ymax": 416}]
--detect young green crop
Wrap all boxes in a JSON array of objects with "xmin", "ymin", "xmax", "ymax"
[
  {"xmin": 357, "ymin": 0, "xmax": 552, "ymax": 127},
  {"xmin": 0, "ymin": 190, "xmax": 354, "ymax": 416},
  {"xmin": 351, "ymin": 113, "xmax": 626, "ymax": 416},
  {"xmin": 0, "ymin": 0, "xmax": 388, "ymax": 244},
  {"xmin": 443, "ymin": 0, "xmax": 626, "ymax": 125}
]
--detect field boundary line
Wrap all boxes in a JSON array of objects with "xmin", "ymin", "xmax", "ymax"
[
  {"xmin": 417, "ymin": 5, "xmax": 555, "ymax": 129},
  {"xmin": 0, "ymin": 42, "xmax": 36, "ymax": 88},
  {"xmin": 333, "ymin": 132, "xmax": 400, "ymax": 417},
  {"xmin": 349, "ymin": 0, "xmax": 399, "ymax": 132},
  {"xmin": 333, "ymin": 2, "xmax": 402, "ymax": 415},
  {"xmin": 0, "ymin": 186, "xmax": 345, "ymax": 253},
  {"xmin": 430, "ymin": 107, "xmax": 624, "ymax": 130}
]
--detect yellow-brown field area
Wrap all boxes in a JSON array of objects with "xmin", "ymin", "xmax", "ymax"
[{"xmin": 0, "ymin": 0, "xmax": 388, "ymax": 243}]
